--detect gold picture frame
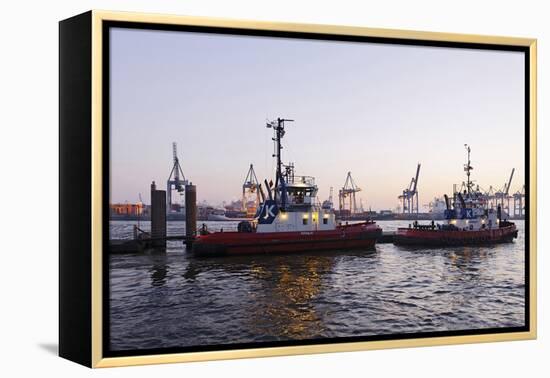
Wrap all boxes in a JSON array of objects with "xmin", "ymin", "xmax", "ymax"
[{"xmin": 59, "ymin": 10, "xmax": 537, "ymax": 368}]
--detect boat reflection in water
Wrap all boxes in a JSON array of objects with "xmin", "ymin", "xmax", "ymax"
[
  {"xmin": 149, "ymin": 254, "xmax": 169, "ymax": 287},
  {"xmin": 182, "ymin": 250, "xmax": 378, "ymax": 341}
]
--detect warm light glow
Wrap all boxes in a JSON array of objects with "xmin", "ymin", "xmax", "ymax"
[
  {"xmin": 323, "ymin": 214, "xmax": 329, "ymax": 219},
  {"xmin": 280, "ymin": 213, "xmax": 288, "ymax": 220},
  {"xmin": 303, "ymin": 213, "xmax": 309, "ymax": 219}
]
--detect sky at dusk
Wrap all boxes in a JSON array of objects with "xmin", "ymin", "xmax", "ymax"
[{"xmin": 109, "ymin": 27, "xmax": 525, "ymax": 211}]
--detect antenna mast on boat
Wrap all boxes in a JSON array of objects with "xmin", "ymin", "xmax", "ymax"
[
  {"xmin": 266, "ymin": 117, "xmax": 294, "ymax": 209},
  {"xmin": 464, "ymin": 144, "xmax": 473, "ymax": 194}
]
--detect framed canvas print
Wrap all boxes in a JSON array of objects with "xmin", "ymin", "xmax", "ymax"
[{"xmin": 59, "ymin": 10, "xmax": 537, "ymax": 368}]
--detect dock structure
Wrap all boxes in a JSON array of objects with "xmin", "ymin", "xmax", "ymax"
[
  {"xmin": 151, "ymin": 181, "xmax": 167, "ymax": 248},
  {"xmin": 185, "ymin": 183, "xmax": 197, "ymax": 248}
]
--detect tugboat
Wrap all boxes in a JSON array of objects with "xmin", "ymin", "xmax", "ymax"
[
  {"xmin": 394, "ymin": 145, "xmax": 518, "ymax": 247},
  {"xmin": 191, "ymin": 118, "xmax": 382, "ymax": 257}
]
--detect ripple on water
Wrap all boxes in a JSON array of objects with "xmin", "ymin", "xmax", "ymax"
[{"xmin": 108, "ymin": 220, "xmax": 526, "ymax": 351}]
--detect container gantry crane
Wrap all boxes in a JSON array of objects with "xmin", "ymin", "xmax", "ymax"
[
  {"xmin": 513, "ymin": 184, "xmax": 525, "ymax": 218},
  {"xmin": 494, "ymin": 168, "xmax": 515, "ymax": 215},
  {"xmin": 398, "ymin": 163, "xmax": 421, "ymax": 214},
  {"xmin": 339, "ymin": 172, "xmax": 361, "ymax": 214},
  {"xmin": 167, "ymin": 142, "xmax": 188, "ymax": 211},
  {"xmin": 242, "ymin": 164, "xmax": 261, "ymax": 212}
]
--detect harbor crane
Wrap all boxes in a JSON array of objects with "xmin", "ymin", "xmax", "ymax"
[
  {"xmin": 513, "ymin": 184, "xmax": 525, "ymax": 218},
  {"xmin": 505, "ymin": 168, "xmax": 515, "ymax": 196},
  {"xmin": 494, "ymin": 168, "xmax": 515, "ymax": 215},
  {"xmin": 484, "ymin": 185, "xmax": 496, "ymax": 208},
  {"xmin": 339, "ymin": 172, "xmax": 361, "ymax": 214},
  {"xmin": 242, "ymin": 164, "xmax": 261, "ymax": 212},
  {"xmin": 167, "ymin": 142, "xmax": 188, "ymax": 211},
  {"xmin": 398, "ymin": 163, "xmax": 421, "ymax": 214},
  {"xmin": 504, "ymin": 168, "xmax": 515, "ymax": 215}
]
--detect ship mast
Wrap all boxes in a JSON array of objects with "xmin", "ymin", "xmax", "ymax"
[
  {"xmin": 267, "ymin": 117, "xmax": 294, "ymax": 210},
  {"xmin": 464, "ymin": 144, "xmax": 473, "ymax": 194}
]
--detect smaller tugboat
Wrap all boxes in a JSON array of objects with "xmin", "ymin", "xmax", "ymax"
[
  {"xmin": 394, "ymin": 145, "xmax": 518, "ymax": 247},
  {"xmin": 191, "ymin": 118, "xmax": 382, "ymax": 257}
]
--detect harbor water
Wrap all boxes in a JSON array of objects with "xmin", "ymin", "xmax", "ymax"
[{"xmin": 108, "ymin": 220, "xmax": 525, "ymax": 351}]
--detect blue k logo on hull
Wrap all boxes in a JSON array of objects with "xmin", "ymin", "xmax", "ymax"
[{"xmin": 258, "ymin": 200, "xmax": 278, "ymax": 224}]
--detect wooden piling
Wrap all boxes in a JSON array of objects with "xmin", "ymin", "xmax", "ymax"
[
  {"xmin": 185, "ymin": 184, "xmax": 197, "ymax": 241},
  {"xmin": 150, "ymin": 181, "xmax": 167, "ymax": 248}
]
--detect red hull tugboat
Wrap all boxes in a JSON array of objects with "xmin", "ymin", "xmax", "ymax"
[
  {"xmin": 191, "ymin": 118, "xmax": 382, "ymax": 257},
  {"xmin": 394, "ymin": 145, "xmax": 518, "ymax": 247}
]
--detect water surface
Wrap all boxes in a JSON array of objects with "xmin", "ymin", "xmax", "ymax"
[{"xmin": 109, "ymin": 220, "xmax": 525, "ymax": 351}]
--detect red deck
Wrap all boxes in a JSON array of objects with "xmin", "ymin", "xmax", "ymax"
[
  {"xmin": 191, "ymin": 222, "xmax": 382, "ymax": 256},
  {"xmin": 394, "ymin": 224, "xmax": 518, "ymax": 246}
]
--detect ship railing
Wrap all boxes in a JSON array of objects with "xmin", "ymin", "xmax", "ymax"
[
  {"xmin": 285, "ymin": 175, "xmax": 316, "ymax": 186},
  {"xmin": 285, "ymin": 202, "xmax": 315, "ymax": 210}
]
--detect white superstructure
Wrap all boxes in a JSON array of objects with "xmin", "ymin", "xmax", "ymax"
[{"xmin": 255, "ymin": 174, "xmax": 337, "ymax": 233}]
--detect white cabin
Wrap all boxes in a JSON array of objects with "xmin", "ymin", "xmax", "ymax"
[
  {"xmin": 255, "ymin": 175, "xmax": 337, "ymax": 233},
  {"xmin": 444, "ymin": 192, "xmax": 501, "ymax": 231}
]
